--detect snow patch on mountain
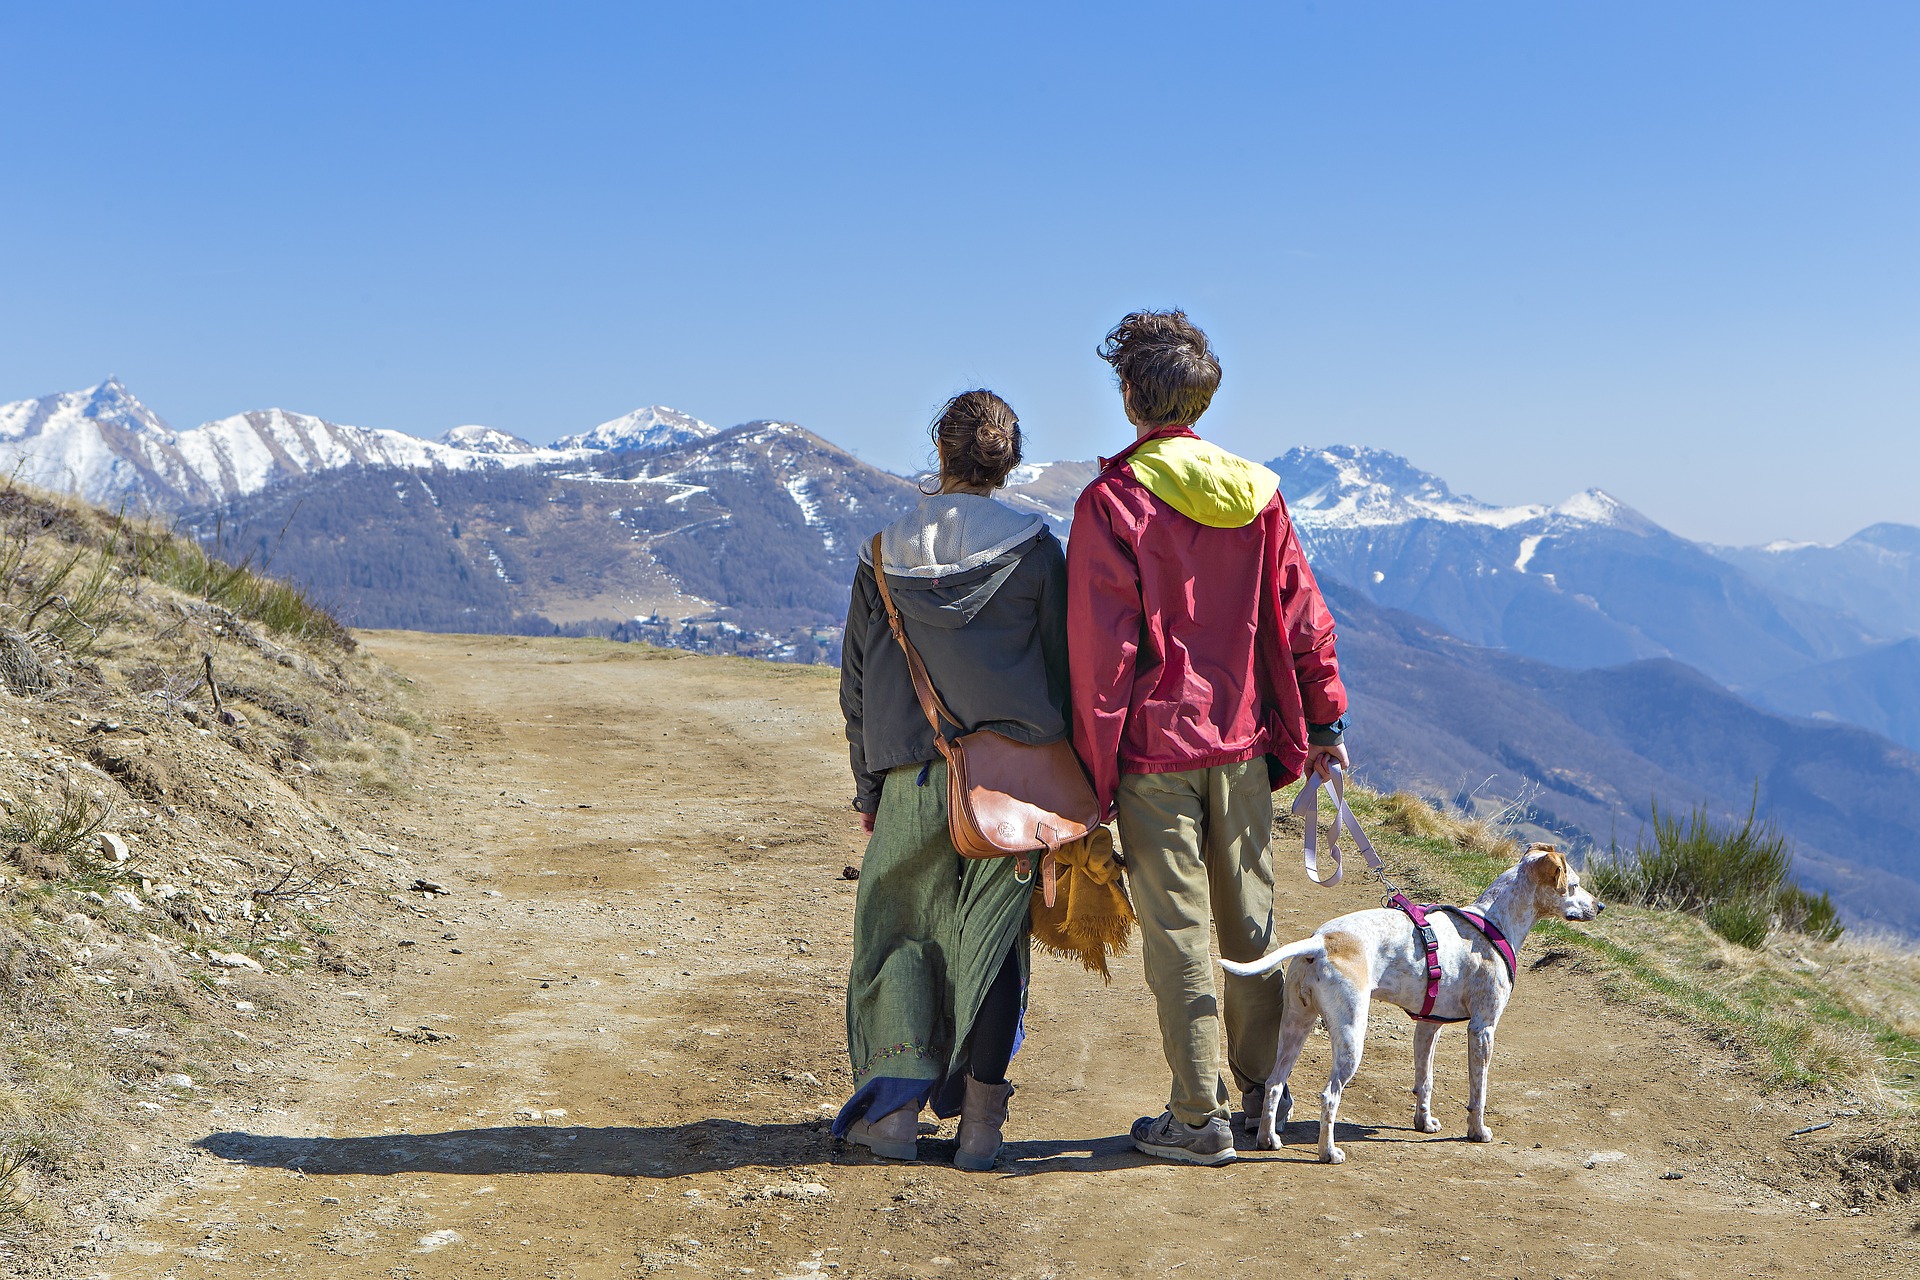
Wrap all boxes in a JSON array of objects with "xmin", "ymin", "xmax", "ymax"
[{"xmin": 785, "ymin": 476, "xmax": 838, "ymax": 552}]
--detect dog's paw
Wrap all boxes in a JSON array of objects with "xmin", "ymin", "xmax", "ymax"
[
  {"xmin": 1414, "ymin": 1114, "xmax": 1442, "ymax": 1134},
  {"xmin": 1254, "ymin": 1128, "xmax": 1282, "ymax": 1151},
  {"xmin": 1322, "ymin": 1145, "xmax": 1346, "ymax": 1164},
  {"xmin": 1466, "ymin": 1125, "xmax": 1493, "ymax": 1144}
]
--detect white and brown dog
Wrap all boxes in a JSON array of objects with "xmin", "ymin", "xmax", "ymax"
[{"xmin": 1220, "ymin": 845, "xmax": 1603, "ymax": 1163}]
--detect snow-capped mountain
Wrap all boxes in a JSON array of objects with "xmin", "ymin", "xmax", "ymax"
[
  {"xmin": 1268, "ymin": 445, "xmax": 1875, "ymax": 688},
  {"xmin": 438, "ymin": 424, "xmax": 543, "ymax": 455},
  {"xmin": 198, "ymin": 415, "xmax": 922, "ymax": 662},
  {"xmin": 554, "ymin": 406, "xmax": 714, "ymax": 453},
  {"xmin": 1278, "ymin": 444, "xmax": 1659, "ymax": 538},
  {"xmin": 0, "ymin": 380, "xmax": 713, "ymax": 511}
]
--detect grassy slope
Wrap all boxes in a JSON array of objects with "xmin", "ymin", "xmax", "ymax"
[{"xmin": 0, "ymin": 481, "xmax": 418, "ymax": 1250}]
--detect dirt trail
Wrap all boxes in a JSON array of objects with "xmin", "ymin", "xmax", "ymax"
[{"xmin": 106, "ymin": 633, "xmax": 1913, "ymax": 1278}]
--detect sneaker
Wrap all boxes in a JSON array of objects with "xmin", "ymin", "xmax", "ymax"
[
  {"xmin": 1130, "ymin": 1111, "xmax": 1236, "ymax": 1166},
  {"xmin": 1239, "ymin": 1084, "xmax": 1292, "ymax": 1134}
]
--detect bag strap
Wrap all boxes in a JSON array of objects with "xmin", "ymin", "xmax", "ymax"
[
  {"xmin": 869, "ymin": 533, "xmax": 963, "ymax": 747},
  {"xmin": 1291, "ymin": 763, "xmax": 1383, "ymax": 887}
]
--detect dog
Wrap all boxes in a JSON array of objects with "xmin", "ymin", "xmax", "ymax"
[{"xmin": 1219, "ymin": 844, "xmax": 1602, "ymax": 1163}]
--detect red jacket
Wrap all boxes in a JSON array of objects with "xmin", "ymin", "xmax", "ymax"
[{"xmin": 1067, "ymin": 424, "xmax": 1347, "ymax": 815}]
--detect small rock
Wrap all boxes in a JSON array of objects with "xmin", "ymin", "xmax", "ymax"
[
  {"xmin": 544, "ymin": 1108, "xmax": 568, "ymax": 1120},
  {"xmin": 841, "ymin": 866, "xmax": 860, "ymax": 881},
  {"xmin": 1661, "ymin": 1169, "xmax": 1684, "ymax": 1180},
  {"xmin": 110, "ymin": 889, "xmax": 145, "ymax": 913},
  {"xmin": 412, "ymin": 878, "xmax": 450, "ymax": 896},
  {"xmin": 233, "ymin": 1001, "xmax": 256, "ymax": 1013},
  {"xmin": 208, "ymin": 951, "xmax": 264, "ymax": 971},
  {"xmin": 481, "ymin": 889, "xmax": 502, "ymax": 898},
  {"xmin": 1584, "ymin": 1150, "xmax": 1626, "ymax": 1169},
  {"xmin": 1809, "ymin": 1201, "xmax": 1823, "ymax": 1211},
  {"xmin": 515, "ymin": 1108, "xmax": 543, "ymax": 1121},
  {"xmin": 97, "ymin": 832, "xmax": 130, "ymax": 863},
  {"xmin": 217, "ymin": 708, "xmax": 246, "ymax": 727},
  {"xmin": 159, "ymin": 1072, "xmax": 195, "ymax": 1089},
  {"xmin": 766, "ymin": 1182, "xmax": 830, "ymax": 1200},
  {"xmin": 319, "ymin": 1196, "xmax": 341, "ymax": 1205}
]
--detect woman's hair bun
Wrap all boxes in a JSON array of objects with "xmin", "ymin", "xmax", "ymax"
[{"xmin": 930, "ymin": 390, "xmax": 1023, "ymax": 490}]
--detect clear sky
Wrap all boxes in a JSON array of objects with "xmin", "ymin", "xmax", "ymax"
[{"xmin": 2, "ymin": 2, "xmax": 1913, "ymax": 545}]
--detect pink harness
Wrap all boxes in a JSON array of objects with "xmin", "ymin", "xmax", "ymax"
[{"xmin": 1389, "ymin": 893, "xmax": 1517, "ymax": 1024}]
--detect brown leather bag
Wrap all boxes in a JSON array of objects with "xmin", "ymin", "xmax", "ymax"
[{"xmin": 869, "ymin": 533, "xmax": 1098, "ymax": 883}]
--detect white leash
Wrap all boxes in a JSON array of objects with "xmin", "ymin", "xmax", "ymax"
[{"xmin": 1292, "ymin": 763, "xmax": 1384, "ymax": 888}]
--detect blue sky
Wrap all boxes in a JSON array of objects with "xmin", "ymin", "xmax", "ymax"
[{"xmin": 1, "ymin": 2, "xmax": 1913, "ymax": 545}]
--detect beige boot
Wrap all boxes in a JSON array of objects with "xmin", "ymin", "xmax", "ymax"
[
  {"xmin": 846, "ymin": 1104, "xmax": 919, "ymax": 1160},
  {"xmin": 954, "ymin": 1075, "xmax": 1013, "ymax": 1172}
]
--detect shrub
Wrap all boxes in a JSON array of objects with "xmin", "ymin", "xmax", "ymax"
[
  {"xmin": 1590, "ymin": 796, "xmax": 1843, "ymax": 947},
  {"xmin": 132, "ymin": 526, "xmax": 353, "ymax": 649},
  {"xmin": 1, "ymin": 788, "xmax": 110, "ymax": 870}
]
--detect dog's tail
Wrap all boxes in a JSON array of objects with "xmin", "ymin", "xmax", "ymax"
[{"xmin": 1220, "ymin": 936, "xmax": 1324, "ymax": 978}]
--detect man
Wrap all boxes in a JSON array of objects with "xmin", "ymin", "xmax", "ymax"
[{"xmin": 1067, "ymin": 309, "xmax": 1349, "ymax": 1165}]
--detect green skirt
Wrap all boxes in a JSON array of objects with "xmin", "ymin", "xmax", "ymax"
[{"xmin": 833, "ymin": 759, "xmax": 1032, "ymax": 1130}]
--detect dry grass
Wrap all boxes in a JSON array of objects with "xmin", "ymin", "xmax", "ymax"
[{"xmin": 1346, "ymin": 785, "xmax": 1920, "ymax": 1112}]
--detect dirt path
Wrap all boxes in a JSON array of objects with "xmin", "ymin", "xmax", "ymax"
[{"xmin": 104, "ymin": 633, "xmax": 1914, "ymax": 1278}]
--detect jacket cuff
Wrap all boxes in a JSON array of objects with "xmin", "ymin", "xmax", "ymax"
[{"xmin": 1307, "ymin": 715, "xmax": 1347, "ymax": 747}]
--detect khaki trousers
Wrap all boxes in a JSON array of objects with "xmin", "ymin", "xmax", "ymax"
[{"xmin": 1117, "ymin": 759, "xmax": 1284, "ymax": 1126}]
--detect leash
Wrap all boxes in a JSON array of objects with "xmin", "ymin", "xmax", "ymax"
[{"xmin": 1292, "ymin": 763, "xmax": 1394, "ymax": 892}]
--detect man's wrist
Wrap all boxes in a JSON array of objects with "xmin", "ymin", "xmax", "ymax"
[{"xmin": 1307, "ymin": 715, "xmax": 1347, "ymax": 747}]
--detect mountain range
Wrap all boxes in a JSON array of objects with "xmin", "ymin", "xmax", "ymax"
[
  {"xmin": 0, "ymin": 378, "xmax": 716, "ymax": 510},
  {"xmin": 6, "ymin": 378, "xmax": 1919, "ymax": 930}
]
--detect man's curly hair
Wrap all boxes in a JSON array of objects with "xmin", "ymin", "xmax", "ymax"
[{"xmin": 1097, "ymin": 309, "xmax": 1221, "ymax": 428}]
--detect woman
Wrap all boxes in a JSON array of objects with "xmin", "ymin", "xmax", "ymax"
[{"xmin": 833, "ymin": 389, "xmax": 1069, "ymax": 1171}]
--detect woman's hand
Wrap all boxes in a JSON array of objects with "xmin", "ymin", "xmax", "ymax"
[{"xmin": 860, "ymin": 811, "xmax": 876, "ymax": 835}]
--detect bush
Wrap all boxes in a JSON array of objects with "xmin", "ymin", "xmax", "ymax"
[
  {"xmin": 132, "ymin": 526, "xmax": 353, "ymax": 649},
  {"xmin": 1590, "ymin": 796, "xmax": 1843, "ymax": 947},
  {"xmin": 1, "ymin": 788, "xmax": 110, "ymax": 872}
]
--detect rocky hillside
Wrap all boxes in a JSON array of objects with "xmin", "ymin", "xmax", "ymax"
[{"xmin": 0, "ymin": 478, "xmax": 442, "ymax": 1261}]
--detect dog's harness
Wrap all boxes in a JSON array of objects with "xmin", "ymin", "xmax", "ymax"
[
  {"xmin": 1294, "ymin": 766, "xmax": 1518, "ymax": 1022},
  {"xmin": 1388, "ymin": 895, "xmax": 1517, "ymax": 1023}
]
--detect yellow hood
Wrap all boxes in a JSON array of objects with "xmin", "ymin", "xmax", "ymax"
[{"xmin": 1126, "ymin": 434, "xmax": 1280, "ymax": 529}]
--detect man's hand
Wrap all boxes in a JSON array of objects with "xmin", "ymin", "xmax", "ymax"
[
  {"xmin": 1305, "ymin": 741, "xmax": 1350, "ymax": 781},
  {"xmin": 860, "ymin": 810, "xmax": 876, "ymax": 835}
]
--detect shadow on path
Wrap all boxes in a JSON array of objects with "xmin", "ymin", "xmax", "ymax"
[
  {"xmin": 200, "ymin": 1116, "xmax": 1401, "ymax": 1179},
  {"xmin": 999, "ymin": 1119, "xmax": 1384, "ymax": 1175},
  {"xmin": 198, "ymin": 1119, "xmax": 833, "ymax": 1178}
]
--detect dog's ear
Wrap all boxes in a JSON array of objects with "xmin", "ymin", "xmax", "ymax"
[{"xmin": 1523, "ymin": 846, "xmax": 1570, "ymax": 893}]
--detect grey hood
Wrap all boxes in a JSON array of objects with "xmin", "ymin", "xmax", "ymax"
[
  {"xmin": 857, "ymin": 494, "xmax": 1049, "ymax": 630},
  {"xmin": 860, "ymin": 493, "xmax": 1045, "ymax": 578}
]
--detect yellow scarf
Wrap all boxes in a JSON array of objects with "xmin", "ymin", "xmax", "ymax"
[{"xmin": 1030, "ymin": 826, "xmax": 1135, "ymax": 982}]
